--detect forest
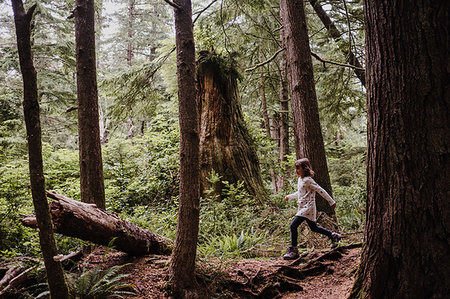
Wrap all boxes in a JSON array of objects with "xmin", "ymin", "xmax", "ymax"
[{"xmin": 0, "ymin": 0, "xmax": 448, "ymax": 298}]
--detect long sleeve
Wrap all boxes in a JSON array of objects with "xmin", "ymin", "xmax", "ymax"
[
  {"xmin": 286, "ymin": 178, "xmax": 301, "ymax": 200},
  {"xmin": 286, "ymin": 191, "xmax": 299, "ymax": 200},
  {"xmin": 305, "ymin": 178, "xmax": 335, "ymax": 206}
]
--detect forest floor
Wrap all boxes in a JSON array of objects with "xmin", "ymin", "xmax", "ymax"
[{"xmin": 82, "ymin": 237, "xmax": 362, "ymax": 299}]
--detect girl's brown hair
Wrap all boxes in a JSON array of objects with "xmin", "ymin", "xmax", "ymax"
[{"xmin": 295, "ymin": 158, "xmax": 315, "ymax": 177}]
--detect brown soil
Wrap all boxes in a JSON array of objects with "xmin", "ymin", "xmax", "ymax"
[{"xmin": 81, "ymin": 242, "xmax": 361, "ymax": 299}]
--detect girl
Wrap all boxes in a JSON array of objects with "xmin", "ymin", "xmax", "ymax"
[{"xmin": 283, "ymin": 158, "xmax": 342, "ymax": 260}]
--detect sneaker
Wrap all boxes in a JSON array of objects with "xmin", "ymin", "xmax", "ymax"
[
  {"xmin": 330, "ymin": 232, "xmax": 342, "ymax": 248},
  {"xmin": 283, "ymin": 246, "xmax": 299, "ymax": 260}
]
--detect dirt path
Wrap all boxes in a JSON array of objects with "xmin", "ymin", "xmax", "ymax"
[{"xmin": 81, "ymin": 243, "xmax": 361, "ymax": 298}]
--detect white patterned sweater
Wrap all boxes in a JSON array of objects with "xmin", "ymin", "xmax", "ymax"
[{"xmin": 286, "ymin": 176, "xmax": 335, "ymax": 221}]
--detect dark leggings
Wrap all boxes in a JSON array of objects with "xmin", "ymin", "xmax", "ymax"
[{"xmin": 290, "ymin": 216, "xmax": 332, "ymax": 247}]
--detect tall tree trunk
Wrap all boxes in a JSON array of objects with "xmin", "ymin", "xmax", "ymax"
[
  {"xmin": 99, "ymin": 107, "xmax": 109, "ymax": 144},
  {"xmin": 259, "ymin": 36, "xmax": 278, "ymax": 194},
  {"xmin": 75, "ymin": 0, "xmax": 106, "ymax": 209},
  {"xmin": 308, "ymin": 0, "xmax": 366, "ymax": 88},
  {"xmin": 197, "ymin": 52, "xmax": 268, "ymax": 203},
  {"xmin": 11, "ymin": 1, "xmax": 69, "ymax": 298},
  {"xmin": 127, "ymin": 0, "xmax": 134, "ymax": 66},
  {"xmin": 350, "ymin": 1, "xmax": 450, "ymax": 298},
  {"xmin": 278, "ymin": 20, "xmax": 290, "ymax": 191},
  {"xmin": 280, "ymin": 0, "xmax": 335, "ymax": 217},
  {"xmin": 126, "ymin": 0, "xmax": 135, "ymax": 140},
  {"xmin": 168, "ymin": 0, "xmax": 200, "ymax": 296}
]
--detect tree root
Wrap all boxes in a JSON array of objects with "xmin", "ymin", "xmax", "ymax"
[{"xmin": 207, "ymin": 243, "xmax": 362, "ymax": 298}]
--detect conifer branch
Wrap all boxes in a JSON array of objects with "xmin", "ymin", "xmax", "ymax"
[
  {"xmin": 193, "ymin": 0, "xmax": 217, "ymax": 23},
  {"xmin": 311, "ymin": 52, "xmax": 364, "ymax": 71},
  {"xmin": 164, "ymin": 0, "xmax": 181, "ymax": 10},
  {"xmin": 245, "ymin": 48, "xmax": 285, "ymax": 72}
]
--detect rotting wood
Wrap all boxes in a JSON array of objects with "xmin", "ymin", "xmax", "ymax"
[{"xmin": 21, "ymin": 191, "xmax": 173, "ymax": 256}]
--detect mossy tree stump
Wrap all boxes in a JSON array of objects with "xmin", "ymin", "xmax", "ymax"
[{"xmin": 197, "ymin": 52, "xmax": 267, "ymax": 203}]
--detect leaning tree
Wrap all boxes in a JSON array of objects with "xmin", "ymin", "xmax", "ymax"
[
  {"xmin": 11, "ymin": 1, "xmax": 69, "ymax": 297},
  {"xmin": 350, "ymin": 1, "xmax": 449, "ymax": 298}
]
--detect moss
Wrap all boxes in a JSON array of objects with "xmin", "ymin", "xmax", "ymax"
[
  {"xmin": 197, "ymin": 51, "xmax": 241, "ymax": 87},
  {"xmin": 348, "ymin": 266, "xmax": 366, "ymax": 299}
]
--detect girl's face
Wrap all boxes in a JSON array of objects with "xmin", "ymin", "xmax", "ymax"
[{"xmin": 295, "ymin": 166, "xmax": 304, "ymax": 178}]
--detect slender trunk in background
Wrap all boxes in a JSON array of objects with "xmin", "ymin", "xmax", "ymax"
[
  {"xmin": 350, "ymin": 1, "xmax": 449, "ymax": 298},
  {"xmin": 278, "ymin": 20, "xmax": 290, "ymax": 191},
  {"xmin": 127, "ymin": 0, "xmax": 134, "ymax": 66},
  {"xmin": 280, "ymin": 0, "xmax": 335, "ymax": 218},
  {"xmin": 271, "ymin": 112, "xmax": 280, "ymax": 147},
  {"xmin": 259, "ymin": 34, "xmax": 278, "ymax": 193},
  {"xmin": 308, "ymin": 0, "xmax": 365, "ymax": 88},
  {"xmin": 168, "ymin": 0, "xmax": 200, "ymax": 296},
  {"xmin": 99, "ymin": 108, "xmax": 109, "ymax": 144},
  {"xmin": 309, "ymin": 0, "xmax": 366, "ymax": 87},
  {"xmin": 96, "ymin": 0, "xmax": 109, "ymax": 143},
  {"xmin": 75, "ymin": 0, "xmax": 106, "ymax": 209},
  {"xmin": 11, "ymin": 1, "xmax": 69, "ymax": 297},
  {"xmin": 126, "ymin": 0, "xmax": 135, "ymax": 140}
]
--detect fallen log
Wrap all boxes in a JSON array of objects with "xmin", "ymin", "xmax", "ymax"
[
  {"xmin": 0, "ymin": 266, "xmax": 23, "ymax": 288},
  {"xmin": 21, "ymin": 191, "xmax": 172, "ymax": 256},
  {"xmin": 0, "ymin": 267, "xmax": 33, "ymax": 297}
]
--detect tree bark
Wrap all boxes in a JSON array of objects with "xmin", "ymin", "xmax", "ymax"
[
  {"xmin": 168, "ymin": 0, "xmax": 200, "ymax": 296},
  {"xmin": 11, "ymin": 1, "xmax": 69, "ymax": 298},
  {"xmin": 280, "ymin": 0, "xmax": 335, "ymax": 218},
  {"xmin": 21, "ymin": 191, "xmax": 172, "ymax": 256},
  {"xmin": 197, "ymin": 52, "xmax": 268, "ymax": 203},
  {"xmin": 278, "ymin": 17, "xmax": 290, "ymax": 191},
  {"xmin": 350, "ymin": 1, "xmax": 450, "ymax": 298},
  {"xmin": 308, "ymin": 0, "xmax": 366, "ymax": 88},
  {"xmin": 75, "ymin": 0, "xmax": 106, "ymax": 209},
  {"xmin": 259, "ymin": 36, "xmax": 278, "ymax": 194},
  {"xmin": 127, "ymin": 0, "xmax": 134, "ymax": 66}
]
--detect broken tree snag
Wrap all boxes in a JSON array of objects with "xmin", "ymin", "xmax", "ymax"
[
  {"xmin": 197, "ymin": 52, "xmax": 268, "ymax": 203},
  {"xmin": 22, "ymin": 191, "xmax": 172, "ymax": 256}
]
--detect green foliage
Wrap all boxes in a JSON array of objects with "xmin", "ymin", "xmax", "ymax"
[
  {"xmin": 0, "ymin": 156, "xmax": 39, "ymax": 256},
  {"xmin": 103, "ymin": 115, "xmax": 180, "ymax": 211},
  {"xmin": 42, "ymin": 144, "xmax": 80, "ymax": 199},
  {"xmin": 119, "ymin": 205, "xmax": 178, "ymax": 241},
  {"xmin": 66, "ymin": 264, "xmax": 135, "ymax": 299},
  {"xmin": 328, "ymin": 135, "xmax": 367, "ymax": 231},
  {"xmin": 200, "ymin": 229, "xmax": 265, "ymax": 258},
  {"xmin": 333, "ymin": 184, "xmax": 366, "ymax": 231},
  {"xmin": 100, "ymin": 62, "xmax": 165, "ymax": 126}
]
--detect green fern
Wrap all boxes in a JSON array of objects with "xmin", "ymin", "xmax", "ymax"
[{"xmin": 66, "ymin": 264, "xmax": 135, "ymax": 299}]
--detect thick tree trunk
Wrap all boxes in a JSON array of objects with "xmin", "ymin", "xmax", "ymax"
[
  {"xmin": 168, "ymin": 0, "xmax": 200, "ymax": 296},
  {"xmin": 75, "ymin": 0, "xmax": 106, "ymax": 209},
  {"xmin": 11, "ymin": 2, "xmax": 69, "ymax": 298},
  {"xmin": 350, "ymin": 1, "xmax": 450, "ymax": 298},
  {"xmin": 21, "ymin": 191, "xmax": 172, "ymax": 256},
  {"xmin": 197, "ymin": 52, "xmax": 268, "ymax": 202},
  {"xmin": 308, "ymin": 0, "xmax": 366, "ymax": 88},
  {"xmin": 280, "ymin": 0, "xmax": 335, "ymax": 217}
]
